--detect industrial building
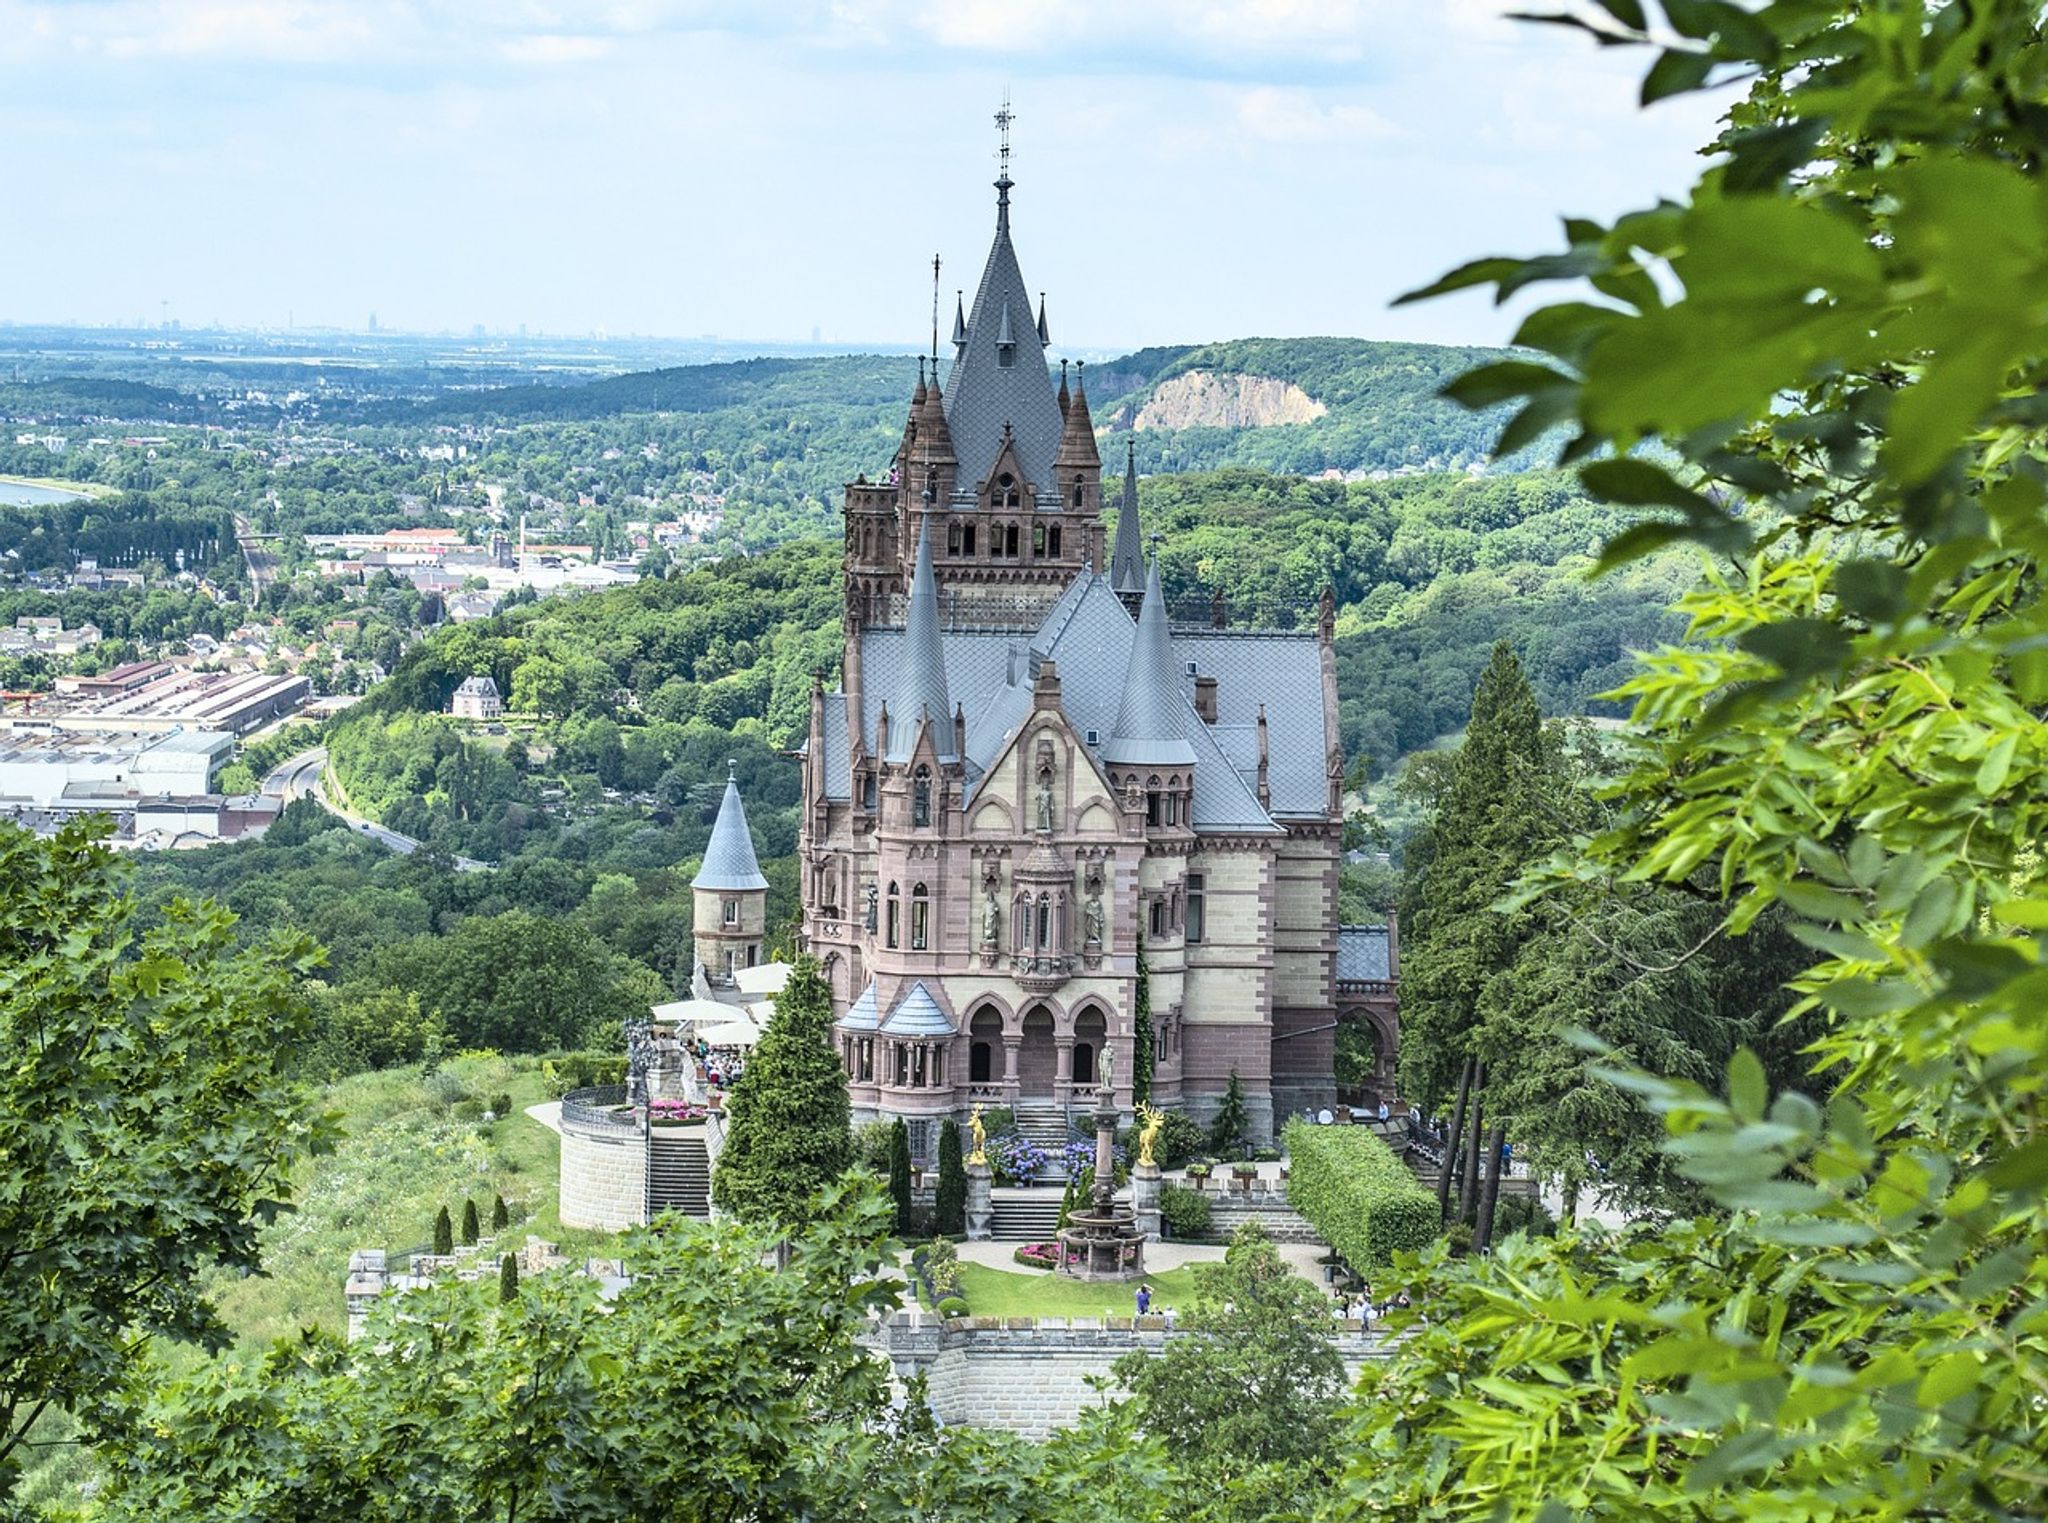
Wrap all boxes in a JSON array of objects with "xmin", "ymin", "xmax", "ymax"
[
  {"xmin": 0, "ymin": 725, "xmax": 231, "ymax": 808},
  {"xmin": 30, "ymin": 669, "xmax": 310, "ymax": 735}
]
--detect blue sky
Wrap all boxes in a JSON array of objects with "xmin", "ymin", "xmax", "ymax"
[{"xmin": 0, "ymin": 2, "xmax": 1727, "ymax": 350}]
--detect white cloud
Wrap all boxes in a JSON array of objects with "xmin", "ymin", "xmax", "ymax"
[
  {"xmin": 1233, "ymin": 85, "xmax": 1399, "ymax": 143},
  {"xmin": 499, "ymin": 32, "xmax": 613, "ymax": 63}
]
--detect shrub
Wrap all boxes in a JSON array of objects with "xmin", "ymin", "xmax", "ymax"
[
  {"xmin": 491, "ymin": 1194, "xmax": 510, "ymax": 1231},
  {"xmin": 983, "ymin": 1130, "xmax": 1050, "ymax": 1185},
  {"xmin": 1491, "ymin": 1192, "xmax": 1558, "ymax": 1240},
  {"xmin": 1253, "ymin": 1147, "xmax": 1282, "ymax": 1163},
  {"xmin": 1185, "ymin": 1162, "xmax": 1212, "ymax": 1180},
  {"xmin": 1282, "ymin": 1120, "xmax": 1439, "ymax": 1268},
  {"xmin": 936, "ymin": 1296, "xmax": 970, "ymax": 1319},
  {"xmin": 433, "ymin": 1206, "xmax": 453, "ymax": 1257},
  {"xmin": 543, "ymin": 1051, "xmax": 628, "ymax": 1095},
  {"xmin": 1159, "ymin": 1184, "xmax": 1211, "ymax": 1240},
  {"xmin": 977, "ymin": 1106, "xmax": 1015, "ymax": 1136},
  {"xmin": 921, "ymin": 1237, "xmax": 961, "ymax": 1300},
  {"xmin": 853, "ymin": 1120, "xmax": 895, "ymax": 1175},
  {"xmin": 489, "ymin": 1092, "xmax": 514, "ymax": 1118},
  {"xmin": 460, "ymin": 1199, "xmax": 480, "ymax": 1245},
  {"xmin": 499, "ymin": 1253, "xmax": 519, "ymax": 1303},
  {"xmin": 1013, "ymin": 1242, "xmax": 1063, "ymax": 1269},
  {"xmin": 1152, "ymin": 1110, "xmax": 1208, "ymax": 1170}
]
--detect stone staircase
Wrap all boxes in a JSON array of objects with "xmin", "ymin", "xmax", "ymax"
[
  {"xmin": 1013, "ymin": 1103, "xmax": 1077, "ymax": 1178},
  {"xmin": 647, "ymin": 1131, "xmax": 711, "ymax": 1218},
  {"xmin": 990, "ymin": 1190, "xmax": 1065, "ymax": 1242}
]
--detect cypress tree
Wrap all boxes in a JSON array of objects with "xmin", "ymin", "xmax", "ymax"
[
  {"xmin": 491, "ymin": 1194, "xmax": 509, "ymax": 1232},
  {"xmin": 1133, "ymin": 933, "xmax": 1154, "ymax": 1104},
  {"xmin": 1210, "ymin": 1068, "xmax": 1250, "ymax": 1159},
  {"xmin": 709, "ymin": 955, "xmax": 854, "ymax": 1235},
  {"xmin": 934, "ymin": 1119, "xmax": 966, "ymax": 1236},
  {"xmin": 460, "ymin": 1199, "xmax": 480, "ymax": 1246},
  {"xmin": 887, "ymin": 1118, "xmax": 913, "ymax": 1234},
  {"xmin": 432, "ymin": 1205, "xmax": 453, "ymax": 1257},
  {"xmin": 498, "ymin": 1252, "xmax": 519, "ymax": 1303}
]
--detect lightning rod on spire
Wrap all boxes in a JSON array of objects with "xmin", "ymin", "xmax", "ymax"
[
  {"xmin": 931, "ymin": 253, "xmax": 942, "ymax": 372},
  {"xmin": 995, "ymin": 94, "xmax": 1014, "ymax": 184}
]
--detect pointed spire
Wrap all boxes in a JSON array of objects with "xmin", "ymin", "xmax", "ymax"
[
  {"xmin": 913, "ymin": 356, "xmax": 927, "ymax": 406},
  {"xmin": 1057, "ymin": 359, "xmax": 1070, "ymax": 418},
  {"xmin": 1104, "ymin": 555, "xmax": 1197, "ymax": 767},
  {"xmin": 1056, "ymin": 360, "xmax": 1100, "ymax": 469},
  {"xmin": 1036, "ymin": 292, "xmax": 1050, "ymax": 345},
  {"xmin": 1111, "ymin": 438, "xmax": 1144, "ymax": 597},
  {"xmin": 693, "ymin": 761, "xmax": 769, "ymax": 890},
  {"xmin": 917, "ymin": 366, "xmax": 954, "ymax": 465},
  {"xmin": 996, "ymin": 301, "xmax": 1015, "ymax": 348},
  {"xmin": 951, "ymin": 291, "xmax": 967, "ymax": 349},
  {"xmin": 888, "ymin": 516, "xmax": 955, "ymax": 763}
]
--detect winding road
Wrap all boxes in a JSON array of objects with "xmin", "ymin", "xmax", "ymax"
[{"xmin": 261, "ymin": 746, "xmax": 491, "ymax": 870}]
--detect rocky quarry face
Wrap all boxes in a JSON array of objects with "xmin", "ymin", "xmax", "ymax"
[{"xmin": 1121, "ymin": 370, "xmax": 1328, "ymax": 432}]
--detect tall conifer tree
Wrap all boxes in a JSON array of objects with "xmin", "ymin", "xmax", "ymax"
[{"xmin": 709, "ymin": 955, "xmax": 853, "ymax": 1235}]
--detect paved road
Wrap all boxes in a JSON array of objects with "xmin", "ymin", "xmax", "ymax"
[{"xmin": 261, "ymin": 745, "xmax": 491, "ymax": 869}]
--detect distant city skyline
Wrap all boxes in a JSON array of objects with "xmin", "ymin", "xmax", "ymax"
[{"xmin": 0, "ymin": 2, "xmax": 1728, "ymax": 352}]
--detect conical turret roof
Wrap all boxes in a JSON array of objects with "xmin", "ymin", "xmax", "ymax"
[
  {"xmin": 943, "ymin": 174, "xmax": 1064, "ymax": 495},
  {"xmin": 888, "ymin": 516, "xmax": 955, "ymax": 762},
  {"xmin": 1055, "ymin": 362, "xmax": 1100, "ymax": 469},
  {"xmin": 1104, "ymin": 557, "xmax": 1197, "ymax": 766},
  {"xmin": 1110, "ymin": 438, "xmax": 1145, "ymax": 596},
  {"xmin": 693, "ymin": 762, "xmax": 769, "ymax": 890}
]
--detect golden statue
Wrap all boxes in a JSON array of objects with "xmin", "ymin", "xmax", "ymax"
[
  {"xmin": 967, "ymin": 1104, "xmax": 988, "ymax": 1166},
  {"xmin": 1135, "ymin": 1101, "xmax": 1165, "ymax": 1169}
]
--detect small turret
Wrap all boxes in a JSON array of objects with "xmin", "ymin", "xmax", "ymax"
[
  {"xmin": 1110, "ymin": 438, "xmax": 1145, "ymax": 609},
  {"xmin": 1055, "ymin": 361, "xmax": 1100, "ymax": 472},
  {"xmin": 1104, "ymin": 557, "xmax": 1197, "ymax": 769},
  {"xmin": 692, "ymin": 762, "xmax": 769, "ymax": 984},
  {"xmin": 888, "ymin": 516, "xmax": 955, "ymax": 763}
]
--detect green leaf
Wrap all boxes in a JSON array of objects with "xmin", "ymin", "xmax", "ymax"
[
  {"xmin": 1727, "ymin": 1047, "xmax": 1767, "ymax": 1123},
  {"xmin": 1974, "ymin": 732, "xmax": 2017, "ymax": 795},
  {"xmin": 1915, "ymin": 1352, "xmax": 1979, "ymax": 1408},
  {"xmin": 1440, "ymin": 360, "xmax": 1577, "ymax": 410},
  {"xmin": 1641, "ymin": 47, "xmax": 1714, "ymax": 102}
]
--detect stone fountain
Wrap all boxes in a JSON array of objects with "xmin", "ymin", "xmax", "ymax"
[{"xmin": 1055, "ymin": 1050, "xmax": 1147, "ymax": 1281}]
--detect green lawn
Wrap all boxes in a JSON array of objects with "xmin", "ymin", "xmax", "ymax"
[
  {"xmin": 948, "ymin": 1262, "xmax": 1211, "ymax": 1319},
  {"xmin": 204, "ymin": 1053, "xmax": 620, "ymax": 1346}
]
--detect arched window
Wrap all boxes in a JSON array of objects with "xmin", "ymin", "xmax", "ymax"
[
  {"xmin": 911, "ymin": 883, "xmax": 930, "ymax": 951},
  {"xmin": 1036, "ymin": 893, "xmax": 1051, "ymax": 950},
  {"xmin": 1005, "ymin": 524, "xmax": 1020, "ymax": 556},
  {"xmin": 886, "ymin": 882, "xmax": 901, "ymax": 948},
  {"xmin": 1048, "ymin": 525, "xmax": 1061, "ymax": 557},
  {"xmin": 912, "ymin": 766, "xmax": 932, "ymax": 827},
  {"xmin": 1073, "ymin": 1041, "xmax": 1095, "ymax": 1087},
  {"xmin": 970, "ymin": 1041, "xmax": 992, "ymax": 1083},
  {"xmin": 924, "ymin": 466, "xmax": 939, "ymax": 501},
  {"xmin": 997, "ymin": 473, "xmax": 1020, "ymax": 510},
  {"xmin": 947, "ymin": 522, "xmax": 962, "ymax": 555},
  {"xmin": 1033, "ymin": 524, "xmax": 1047, "ymax": 557},
  {"xmin": 962, "ymin": 524, "xmax": 976, "ymax": 555},
  {"xmin": 1071, "ymin": 477, "xmax": 1084, "ymax": 508}
]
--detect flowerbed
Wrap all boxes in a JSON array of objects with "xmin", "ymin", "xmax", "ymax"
[
  {"xmin": 646, "ymin": 1099, "xmax": 709, "ymax": 1126},
  {"xmin": 984, "ymin": 1130, "xmax": 1051, "ymax": 1185},
  {"xmin": 1013, "ymin": 1241, "xmax": 1065, "ymax": 1269}
]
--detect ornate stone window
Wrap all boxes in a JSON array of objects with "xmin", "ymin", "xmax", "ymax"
[
  {"xmin": 886, "ymin": 882, "xmax": 901, "ymax": 948},
  {"xmin": 997, "ymin": 472, "xmax": 1021, "ymax": 510},
  {"xmin": 1186, "ymin": 873, "xmax": 1205, "ymax": 944},
  {"xmin": 911, "ymin": 883, "xmax": 930, "ymax": 951},
  {"xmin": 1048, "ymin": 525, "xmax": 1061, "ymax": 557},
  {"xmin": 912, "ymin": 766, "xmax": 932, "ymax": 827},
  {"xmin": 1071, "ymin": 477, "xmax": 1084, "ymax": 508}
]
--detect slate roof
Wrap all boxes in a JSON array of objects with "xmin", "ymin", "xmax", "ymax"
[
  {"xmin": 887, "ymin": 517, "xmax": 955, "ymax": 763},
  {"xmin": 1110, "ymin": 440, "xmax": 1144, "ymax": 598},
  {"xmin": 881, "ymin": 982, "xmax": 954, "ymax": 1037},
  {"xmin": 1104, "ymin": 559, "xmax": 1198, "ymax": 768},
  {"xmin": 1336, "ymin": 925, "xmax": 1392, "ymax": 983},
  {"xmin": 850, "ymin": 571, "xmax": 1327, "ymax": 834},
  {"xmin": 453, "ymin": 674, "xmax": 500, "ymax": 699},
  {"xmin": 838, "ymin": 982, "xmax": 881, "ymax": 1031},
  {"xmin": 942, "ymin": 177, "xmax": 1065, "ymax": 498},
  {"xmin": 692, "ymin": 764, "xmax": 769, "ymax": 891}
]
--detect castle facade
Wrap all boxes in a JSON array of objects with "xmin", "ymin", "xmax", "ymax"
[{"xmin": 796, "ymin": 162, "xmax": 1354, "ymax": 1148}]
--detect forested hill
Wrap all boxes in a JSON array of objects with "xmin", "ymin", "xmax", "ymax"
[{"xmin": 357, "ymin": 336, "xmax": 1515, "ymax": 478}]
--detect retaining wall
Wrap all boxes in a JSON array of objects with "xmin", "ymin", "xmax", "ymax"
[
  {"xmin": 559, "ymin": 1114, "xmax": 648, "ymax": 1230},
  {"xmin": 862, "ymin": 1311, "xmax": 1389, "ymax": 1438}
]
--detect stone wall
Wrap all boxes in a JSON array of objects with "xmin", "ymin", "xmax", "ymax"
[
  {"xmin": 863, "ymin": 1311, "xmax": 1388, "ymax": 1438},
  {"xmin": 559, "ymin": 1114, "xmax": 648, "ymax": 1230}
]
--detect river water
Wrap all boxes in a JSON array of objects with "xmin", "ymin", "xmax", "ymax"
[{"xmin": 0, "ymin": 479, "xmax": 87, "ymax": 507}]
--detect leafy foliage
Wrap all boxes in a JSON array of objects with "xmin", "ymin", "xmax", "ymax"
[
  {"xmin": 935, "ymin": 1119, "xmax": 967, "ymax": 1237},
  {"xmin": 887, "ymin": 1119, "xmax": 913, "ymax": 1235},
  {"xmin": 1207, "ymin": 1068, "xmax": 1251, "ymax": 1158},
  {"xmin": 1157, "ymin": 1184, "xmax": 1212, "ymax": 1241},
  {"xmin": 1282, "ymin": 1121, "xmax": 1438, "ymax": 1269},
  {"xmin": 0, "ymin": 821, "xmax": 325, "ymax": 1495}
]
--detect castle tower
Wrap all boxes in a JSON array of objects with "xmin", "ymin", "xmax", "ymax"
[{"xmin": 692, "ymin": 763, "xmax": 769, "ymax": 986}]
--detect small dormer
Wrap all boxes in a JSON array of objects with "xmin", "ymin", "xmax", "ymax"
[{"xmin": 977, "ymin": 425, "xmax": 1035, "ymax": 514}]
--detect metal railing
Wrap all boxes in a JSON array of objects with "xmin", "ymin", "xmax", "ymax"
[{"xmin": 560, "ymin": 1084, "xmax": 638, "ymax": 1132}]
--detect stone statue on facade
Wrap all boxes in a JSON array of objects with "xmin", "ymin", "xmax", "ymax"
[
  {"xmin": 1036, "ymin": 773, "xmax": 1055, "ymax": 833},
  {"xmin": 864, "ymin": 880, "xmax": 878, "ymax": 933},
  {"xmin": 982, "ymin": 887, "xmax": 1000, "ymax": 946},
  {"xmin": 967, "ymin": 1105, "xmax": 988, "ymax": 1165},
  {"xmin": 1084, "ymin": 890, "xmax": 1105, "ymax": 946},
  {"xmin": 1099, "ymin": 1045, "xmax": 1114, "ymax": 1096}
]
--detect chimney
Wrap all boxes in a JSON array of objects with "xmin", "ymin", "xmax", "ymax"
[{"xmin": 1194, "ymin": 675, "xmax": 1219, "ymax": 724}]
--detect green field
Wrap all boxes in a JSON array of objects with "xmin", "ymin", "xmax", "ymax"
[
  {"xmin": 948, "ymin": 1262, "xmax": 1210, "ymax": 1320},
  {"xmin": 208, "ymin": 1054, "xmax": 619, "ymax": 1346}
]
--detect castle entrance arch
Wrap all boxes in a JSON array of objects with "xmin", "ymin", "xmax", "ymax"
[{"xmin": 1018, "ymin": 1005, "xmax": 1057, "ymax": 1099}]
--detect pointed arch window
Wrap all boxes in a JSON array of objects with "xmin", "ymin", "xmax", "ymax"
[
  {"xmin": 886, "ymin": 882, "xmax": 901, "ymax": 948},
  {"xmin": 1071, "ymin": 478, "xmax": 1084, "ymax": 508},
  {"xmin": 1036, "ymin": 893, "xmax": 1052, "ymax": 950},
  {"xmin": 997, "ymin": 473, "xmax": 1020, "ymax": 510},
  {"xmin": 912, "ymin": 766, "xmax": 932, "ymax": 827},
  {"xmin": 1048, "ymin": 525, "xmax": 1061, "ymax": 557},
  {"xmin": 911, "ymin": 883, "xmax": 930, "ymax": 951},
  {"xmin": 1032, "ymin": 524, "xmax": 1047, "ymax": 557}
]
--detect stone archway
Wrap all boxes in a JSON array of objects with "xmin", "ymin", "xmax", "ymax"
[
  {"xmin": 1071, "ymin": 1006, "xmax": 1107, "ymax": 1089},
  {"xmin": 1018, "ymin": 1005, "xmax": 1058, "ymax": 1099},
  {"xmin": 969, "ymin": 1006, "xmax": 1003, "ymax": 1085}
]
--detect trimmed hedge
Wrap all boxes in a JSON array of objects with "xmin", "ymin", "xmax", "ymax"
[
  {"xmin": 1283, "ymin": 1120, "xmax": 1439, "ymax": 1268},
  {"xmin": 1159, "ymin": 1183, "xmax": 1211, "ymax": 1240}
]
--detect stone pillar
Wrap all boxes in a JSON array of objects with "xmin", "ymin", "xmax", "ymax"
[
  {"xmin": 1003, "ymin": 1037, "xmax": 1021, "ymax": 1105},
  {"xmin": 1131, "ymin": 1160, "xmax": 1161, "ymax": 1241},
  {"xmin": 966, "ymin": 1161, "xmax": 994, "ymax": 1241},
  {"xmin": 1055, "ymin": 1036, "xmax": 1073, "ymax": 1109}
]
